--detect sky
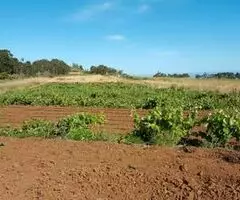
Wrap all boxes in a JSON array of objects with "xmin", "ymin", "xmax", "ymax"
[{"xmin": 0, "ymin": 0, "xmax": 240, "ymax": 75}]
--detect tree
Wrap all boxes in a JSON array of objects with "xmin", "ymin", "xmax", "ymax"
[
  {"xmin": 72, "ymin": 63, "xmax": 84, "ymax": 71},
  {"xmin": 90, "ymin": 65, "xmax": 119, "ymax": 75},
  {"xmin": 0, "ymin": 49, "xmax": 19, "ymax": 74}
]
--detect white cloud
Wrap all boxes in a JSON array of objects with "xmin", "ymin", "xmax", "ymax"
[
  {"xmin": 70, "ymin": 2, "xmax": 113, "ymax": 21},
  {"xmin": 105, "ymin": 34, "xmax": 126, "ymax": 41}
]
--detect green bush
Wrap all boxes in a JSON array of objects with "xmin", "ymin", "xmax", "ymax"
[
  {"xmin": 201, "ymin": 110, "xmax": 240, "ymax": 147},
  {"xmin": 0, "ymin": 119, "xmax": 56, "ymax": 138},
  {"xmin": 0, "ymin": 72, "xmax": 11, "ymax": 80},
  {"xmin": 0, "ymin": 113, "xmax": 106, "ymax": 141},
  {"xmin": 142, "ymin": 97, "xmax": 159, "ymax": 109},
  {"xmin": 55, "ymin": 113, "xmax": 105, "ymax": 138},
  {"xmin": 130, "ymin": 106, "xmax": 198, "ymax": 145},
  {"xmin": 66, "ymin": 128, "xmax": 96, "ymax": 141}
]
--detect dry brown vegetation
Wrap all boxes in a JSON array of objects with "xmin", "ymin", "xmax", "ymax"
[{"xmin": 1, "ymin": 75, "xmax": 240, "ymax": 93}]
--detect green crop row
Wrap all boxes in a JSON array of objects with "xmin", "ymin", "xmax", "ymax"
[
  {"xmin": 0, "ymin": 83, "xmax": 240, "ymax": 110},
  {"xmin": 1, "ymin": 107, "xmax": 239, "ymax": 149},
  {"xmin": 128, "ymin": 106, "xmax": 240, "ymax": 148},
  {"xmin": 0, "ymin": 113, "xmax": 119, "ymax": 142}
]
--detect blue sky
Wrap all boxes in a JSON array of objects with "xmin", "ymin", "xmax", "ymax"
[{"xmin": 1, "ymin": 0, "xmax": 240, "ymax": 75}]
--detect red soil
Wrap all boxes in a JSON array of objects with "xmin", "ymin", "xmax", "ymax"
[
  {"xmin": 0, "ymin": 105, "xmax": 148, "ymax": 134},
  {"xmin": 0, "ymin": 106, "xmax": 210, "ymax": 134},
  {"xmin": 0, "ymin": 106, "xmax": 239, "ymax": 199},
  {"xmin": 0, "ymin": 137, "xmax": 239, "ymax": 200}
]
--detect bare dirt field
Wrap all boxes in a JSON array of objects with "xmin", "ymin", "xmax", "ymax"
[{"xmin": 0, "ymin": 137, "xmax": 239, "ymax": 200}]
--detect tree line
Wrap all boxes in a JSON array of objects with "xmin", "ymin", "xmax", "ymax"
[
  {"xmin": 195, "ymin": 72, "xmax": 240, "ymax": 79},
  {"xmin": 154, "ymin": 71, "xmax": 240, "ymax": 79},
  {"xmin": 1, "ymin": 49, "xmax": 239, "ymax": 80},
  {"xmin": 153, "ymin": 72, "xmax": 190, "ymax": 78},
  {"xmin": 0, "ymin": 49, "xmax": 124, "ymax": 79},
  {"xmin": 0, "ymin": 49, "xmax": 71, "ymax": 79}
]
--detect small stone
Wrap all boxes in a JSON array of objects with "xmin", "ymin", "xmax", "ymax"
[
  {"xmin": 128, "ymin": 165, "xmax": 136, "ymax": 170},
  {"xmin": 197, "ymin": 171, "xmax": 203, "ymax": 177},
  {"xmin": 49, "ymin": 160, "xmax": 56, "ymax": 165},
  {"xmin": 179, "ymin": 164, "xmax": 187, "ymax": 172}
]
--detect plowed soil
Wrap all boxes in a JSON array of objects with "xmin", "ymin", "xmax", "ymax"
[
  {"xmin": 0, "ymin": 106, "xmax": 148, "ymax": 134},
  {"xmin": 0, "ymin": 137, "xmax": 240, "ymax": 200},
  {"xmin": 0, "ymin": 106, "xmax": 210, "ymax": 134},
  {"xmin": 0, "ymin": 106, "xmax": 240, "ymax": 199}
]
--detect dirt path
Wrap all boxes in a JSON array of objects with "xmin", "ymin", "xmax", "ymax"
[{"xmin": 0, "ymin": 137, "xmax": 239, "ymax": 200}]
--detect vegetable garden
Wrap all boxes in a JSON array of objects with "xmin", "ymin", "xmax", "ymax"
[
  {"xmin": 0, "ymin": 82, "xmax": 240, "ymax": 149},
  {"xmin": 1, "ymin": 81, "xmax": 240, "ymax": 200}
]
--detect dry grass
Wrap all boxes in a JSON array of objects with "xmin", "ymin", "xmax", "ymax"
[
  {"xmin": 0, "ymin": 77, "xmax": 51, "ymax": 93},
  {"xmin": 1, "ymin": 75, "xmax": 240, "ymax": 93},
  {"xmin": 144, "ymin": 77, "xmax": 240, "ymax": 92}
]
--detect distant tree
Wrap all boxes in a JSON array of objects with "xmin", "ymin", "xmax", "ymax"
[
  {"xmin": 153, "ymin": 71, "xmax": 190, "ymax": 78},
  {"xmin": 153, "ymin": 72, "xmax": 167, "ymax": 77},
  {"xmin": 32, "ymin": 59, "xmax": 70, "ymax": 76},
  {"xmin": 0, "ymin": 49, "xmax": 19, "ymax": 74},
  {"xmin": 90, "ymin": 65, "xmax": 120, "ymax": 75},
  {"xmin": 195, "ymin": 72, "xmax": 240, "ymax": 79},
  {"xmin": 72, "ymin": 63, "xmax": 84, "ymax": 71}
]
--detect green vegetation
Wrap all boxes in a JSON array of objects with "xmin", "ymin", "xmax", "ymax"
[
  {"xmin": 196, "ymin": 72, "xmax": 240, "ymax": 79},
  {"xmin": 0, "ymin": 72, "xmax": 12, "ymax": 80},
  {"xmin": 201, "ymin": 110, "xmax": 240, "ymax": 147},
  {"xmin": 89, "ymin": 65, "xmax": 122, "ymax": 76},
  {"xmin": 0, "ymin": 49, "xmax": 127, "ymax": 79},
  {"xmin": 55, "ymin": 113, "xmax": 104, "ymax": 140},
  {"xmin": 0, "ymin": 83, "xmax": 240, "ymax": 110},
  {"xmin": 153, "ymin": 71, "xmax": 240, "ymax": 79},
  {"xmin": 0, "ymin": 49, "xmax": 70, "ymax": 78},
  {"xmin": 0, "ymin": 105, "xmax": 239, "ymax": 148},
  {"xmin": 129, "ymin": 106, "xmax": 198, "ymax": 146},
  {"xmin": 128, "ymin": 106, "xmax": 240, "ymax": 147},
  {"xmin": 0, "ymin": 113, "xmax": 121, "ymax": 142},
  {"xmin": 0, "ymin": 81, "xmax": 240, "ymax": 149},
  {"xmin": 153, "ymin": 72, "xmax": 190, "ymax": 78}
]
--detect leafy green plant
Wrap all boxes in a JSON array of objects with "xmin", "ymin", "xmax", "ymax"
[
  {"xmin": 55, "ymin": 113, "xmax": 105, "ymax": 138},
  {"xmin": 0, "ymin": 113, "xmax": 106, "ymax": 141},
  {"xmin": 142, "ymin": 97, "xmax": 159, "ymax": 109},
  {"xmin": 0, "ymin": 119, "xmax": 56, "ymax": 138},
  {"xmin": 0, "ymin": 72, "xmax": 11, "ymax": 80},
  {"xmin": 66, "ymin": 128, "xmax": 95, "ymax": 141},
  {"xmin": 0, "ymin": 83, "xmax": 239, "ymax": 110},
  {"xmin": 130, "ymin": 106, "xmax": 198, "ymax": 145},
  {"xmin": 201, "ymin": 110, "xmax": 240, "ymax": 147}
]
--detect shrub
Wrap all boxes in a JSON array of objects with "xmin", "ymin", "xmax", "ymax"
[
  {"xmin": 201, "ymin": 110, "xmax": 240, "ymax": 147},
  {"xmin": 130, "ymin": 106, "xmax": 198, "ymax": 145},
  {"xmin": 142, "ymin": 97, "xmax": 159, "ymax": 109},
  {"xmin": 0, "ymin": 72, "xmax": 11, "ymax": 80},
  {"xmin": 0, "ymin": 113, "xmax": 106, "ymax": 141},
  {"xmin": 66, "ymin": 128, "xmax": 96, "ymax": 141},
  {"xmin": 0, "ymin": 119, "xmax": 56, "ymax": 138},
  {"xmin": 55, "ymin": 113, "xmax": 105, "ymax": 138}
]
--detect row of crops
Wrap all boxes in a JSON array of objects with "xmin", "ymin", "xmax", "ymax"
[
  {"xmin": 0, "ymin": 82, "xmax": 240, "ymax": 148},
  {"xmin": 0, "ymin": 82, "xmax": 240, "ymax": 110}
]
